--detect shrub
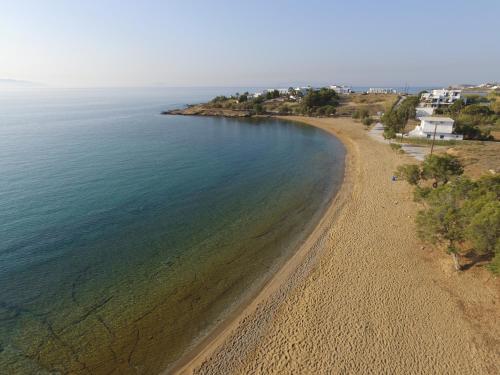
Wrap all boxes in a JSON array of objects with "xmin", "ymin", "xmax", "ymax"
[
  {"xmin": 395, "ymin": 156, "xmax": 500, "ymax": 272},
  {"xmin": 395, "ymin": 164, "xmax": 421, "ymax": 185},
  {"xmin": 352, "ymin": 108, "xmax": 369, "ymax": 119},
  {"xmin": 324, "ymin": 105, "xmax": 336, "ymax": 115},
  {"xmin": 421, "ymin": 154, "xmax": 464, "ymax": 186},
  {"xmin": 211, "ymin": 95, "xmax": 228, "ymax": 103},
  {"xmin": 279, "ymin": 104, "xmax": 290, "ymax": 114},
  {"xmin": 384, "ymin": 127, "xmax": 397, "ymax": 139},
  {"xmin": 362, "ymin": 117, "xmax": 373, "ymax": 126},
  {"xmin": 454, "ymin": 122, "xmax": 493, "ymax": 140},
  {"xmin": 389, "ymin": 143, "xmax": 402, "ymax": 152},
  {"xmin": 253, "ymin": 103, "xmax": 264, "ymax": 114},
  {"xmin": 301, "ymin": 88, "xmax": 339, "ymax": 114}
]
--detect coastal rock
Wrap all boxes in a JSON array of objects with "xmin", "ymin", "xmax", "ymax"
[{"xmin": 162, "ymin": 104, "xmax": 252, "ymax": 118}]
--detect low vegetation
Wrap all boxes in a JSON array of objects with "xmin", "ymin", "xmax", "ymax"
[
  {"xmin": 205, "ymin": 88, "xmax": 342, "ymax": 117},
  {"xmin": 434, "ymin": 91, "xmax": 500, "ymax": 140},
  {"xmin": 396, "ymin": 154, "xmax": 500, "ymax": 272},
  {"xmin": 381, "ymin": 96, "xmax": 420, "ymax": 139}
]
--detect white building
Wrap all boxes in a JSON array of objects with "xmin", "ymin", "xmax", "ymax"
[
  {"xmin": 367, "ymin": 88, "xmax": 396, "ymax": 94},
  {"xmin": 294, "ymin": 86, "xmax": 312, "ymax": 95},
  {"xmin": 408, "ymin": 117, "xmax": 463, "ymax": 140},
  {"xmin": 420, "ymin": 89, "xmax": 461, "ymax": 108},
  {"xmin": 330, "ymin": 85, "xmax": 352, "ymax": 94},
  {"xmin": 415, "ymin": 106, "xmax": 434, "ymax": 118}
]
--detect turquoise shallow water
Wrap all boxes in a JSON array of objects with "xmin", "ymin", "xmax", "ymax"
[{"xmin": 0, "ymin": 88, "xmax": 345, "ymax": 374}]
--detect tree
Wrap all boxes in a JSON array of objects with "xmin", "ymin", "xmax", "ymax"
[
  {"xmin": 362, "ymin": 117, "xmax": 373, "ymax": 126},
  {"xmin": 448, "ymin": 99, "xmax": 465, "ymax": 116},
  {"xmin": 396, "ymin": 158, "xmax": 499, "ymax": 273},
  {"xmin": 352, "ymin": 108, "xmax": 369, "ymax": 119},
  {"xmin": 461, "ymin": 104, "xmax": 493, "ymax": 116},
  {"xmin": 253, "ymin": 103, "xmax": 264, "ymax": 114},
  {"xmin": 416, "ymin": 182, "xmax": 466, "ymax": 270},
  {"xmin": 395, "ymin": 164, "xmax": 421, "ymax": 185},
  {"xmin": 421, "ymin": 154, "xmax": 464, "ymax": 186},
  {"xmin": 238, "ymin": 94, "xmax": 248, "ymax": 103},
  {"xmin": 324, "ymin": 105, "xmax": 336, "ymax": 115},
  {"xmin": 454, "ymin": 122, "xmax": 492, "ymax": 140},
  {"xmin": 465, "ymin": 200, "xmax": 500, "ymax": 256},
  {"xmin": 382, "ymin": 95, "xmax": 419, "ymax": 139}
]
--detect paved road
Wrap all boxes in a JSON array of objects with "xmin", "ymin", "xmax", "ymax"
[{"xmin": 368, "ymin": 122, "xmax": 431, "ymax": 161}]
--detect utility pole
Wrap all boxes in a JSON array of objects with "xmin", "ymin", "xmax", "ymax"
[{"xmin": 430, "ymin": 122, "xmax": 438, "ymax": 155}]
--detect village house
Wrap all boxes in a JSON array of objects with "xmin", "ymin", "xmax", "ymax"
[
  {"xmin": 420, "ymin": 89, "xmax": 462, "ymax": 108},
  {"xmin": 330, "ymin": 85, "xmax": 352, "ymax": 94},
  {"xmin": 408, "ymin": 116, "xmax": 463, "ymax": 140},
  {"xmin": 367, "ymin": 88, "xmax": 397, "ymax": 94}
]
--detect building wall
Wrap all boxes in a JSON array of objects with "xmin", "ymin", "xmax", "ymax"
[
  {"xmin": 421, "ymin": 120, "xmax": 454, "ymax": 134},
  {"xmin": 416, "ymin": 107, "xmax": 434, "ymax": 117}
]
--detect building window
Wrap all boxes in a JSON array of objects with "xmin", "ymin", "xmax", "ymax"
[{"xmin": 427, "ymin": 134, "xmax": 431, "ymax": 139}]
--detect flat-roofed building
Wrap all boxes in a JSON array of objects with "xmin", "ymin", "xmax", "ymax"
[{"xmin": 408, "ymin": 116, "xmax": 463, "ymax": 140}]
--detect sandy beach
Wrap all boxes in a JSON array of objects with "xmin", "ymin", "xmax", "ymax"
[{"xmin": 173, "ymin": 116, "xmax": 499, "ymax": 374}]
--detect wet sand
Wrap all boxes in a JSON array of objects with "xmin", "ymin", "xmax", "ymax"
[{"xmin": 172, "ymin": 116, "xmax": 499, "ymax": 375}]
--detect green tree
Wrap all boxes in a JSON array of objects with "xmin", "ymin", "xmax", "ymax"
[
  {"xmin": 448, "ymin": 99, "xmax": 465, "ymax": 116},
  {"xmin": 461, "ymin": 104, "xmax": 493, "ymax": 116},
  {"xmin": 382, "ymin": 96, "xmax": 419, "ymax": 139},
  {"xmin": 362, "ymin": 116, "xmax": 373, "ymax": 126},
  {"xmin": 416, "ymin": 181, "xmax": 468, "ymax": 270},
  {"xmin": 395, "ymin": 164, "xmax": 421, "ymax": 185},
  {"xmin": 324, "ymin": 105, "xmax": 336, "ymax": 115},
  {"xmin": 353, "ymin": 108, "xmax": 369, "ymax": 119},
  {"xmin": 421, "ymin": 154, "xmax": 464, "ymax": 186},
  {"xmin": 465, "ymin": 200, "xmax": 500, "ymax": 256},
  {"xmin": 280, "ymin": 104, "xmax": 290, "ymax": 114},
  {"xmin": 253, "ymin": 103, "xmax": 264, "ymax": 114}
]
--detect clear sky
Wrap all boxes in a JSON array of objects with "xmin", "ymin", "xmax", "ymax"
[{"xmin": 1, "ymin": 0, "xmax": 499, "ymax": 88}]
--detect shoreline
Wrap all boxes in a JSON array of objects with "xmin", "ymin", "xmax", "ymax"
[
  {"xmin": 169, "ymin": 116, "xmax": 357, "ymax": 374},
  {"xmin": 170, "ymin": 116, "xmax": 499, "ymax": 374}
]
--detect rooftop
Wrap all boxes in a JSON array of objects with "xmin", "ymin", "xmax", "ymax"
[{"xmin": 420, "ymin": 116, "xmax": 454, "ymax": 122}]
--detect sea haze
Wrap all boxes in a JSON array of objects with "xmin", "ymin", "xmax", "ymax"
[{"xmin": 0, "ymin": 88, "xmax": 345, "ymax": 373}]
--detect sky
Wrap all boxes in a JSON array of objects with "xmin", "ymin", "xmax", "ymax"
[{"xmin": 1, "ymin": 0, "xmax": 499, "ymax": 88}]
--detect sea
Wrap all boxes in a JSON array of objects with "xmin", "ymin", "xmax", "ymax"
[{"xmin": 0, "ymin": 87, "xmax": 345, "ymax": 374}]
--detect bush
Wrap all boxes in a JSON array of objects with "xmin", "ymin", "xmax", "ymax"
[
  {"xmin": 301, "ymin": 88, "xmax": 339, "ymax": 114},
  {"xmin": 253, "ymin": 103, "xmax": 264, "ymax": 114},
  {"xmin": 395, "ymin": 157, "xmax": 500, "ymax": 272},
  {"xmin": 279, "ymin": 104, "xmax": 290, "ymax": 114},
  {"xmin": 389, "ymin": 143, "xmax": 403, "ymax": 153},
  {"xmin": 422, "ymin": 154, "xmax": 464, "ymax": 185},
  {"xmin": 454, "ymin": 122, "xmax": 493, "ymax": 140},
  {"xmin": 395, "ymin": 164, "xmax": 421, "ymax": 185},
  {"xmin": 414, "ymin": 177, "xmax": 500, "ymax": 271},
  {"xmin": 461, "ymin": 104, "xmax": 493, "ymax": 116},
  {"xmin": 211, "ymin": 95, "xmax": 228, "ymax": 103},
  {"xmin": 352, "ymin": 108, "xmax": 369, "ymax": 119},
  {"xmin": 384, "ymin": 127, "xmax": 397, "ymax": 139},
  {"xmin": 362, "ymin": 117, "xmax": 373, "ymax": 126},
  {"xmin": 324, "ymin": 105, "xmax": 336, "ymax": 115}
]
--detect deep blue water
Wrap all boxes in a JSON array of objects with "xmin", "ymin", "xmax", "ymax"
[{"xmin": 0, "ymin": 88, "xmax": 345, "ymax": 374}]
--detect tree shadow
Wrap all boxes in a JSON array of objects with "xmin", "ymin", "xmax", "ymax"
[{"xmin": 461, "ymin": 250, "xmax": 494, "ymax": 271}]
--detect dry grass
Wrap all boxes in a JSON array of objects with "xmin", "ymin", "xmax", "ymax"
[
  {"xmin": 336, "ymin": 93, "xmax": 398, "ymax": 117},
  {"xmin": 445, "ymin": 142, "xmax": 500, "ymax": 178}
]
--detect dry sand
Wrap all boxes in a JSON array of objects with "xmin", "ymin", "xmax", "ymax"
[{"xmin": 173, "ymin": 117, "xmax": 499, "ymax": 375}]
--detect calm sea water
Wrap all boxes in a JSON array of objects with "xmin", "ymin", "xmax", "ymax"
[{"xmin": 0, "ymin": 88, "xmax": 345, "ymax": 374}]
